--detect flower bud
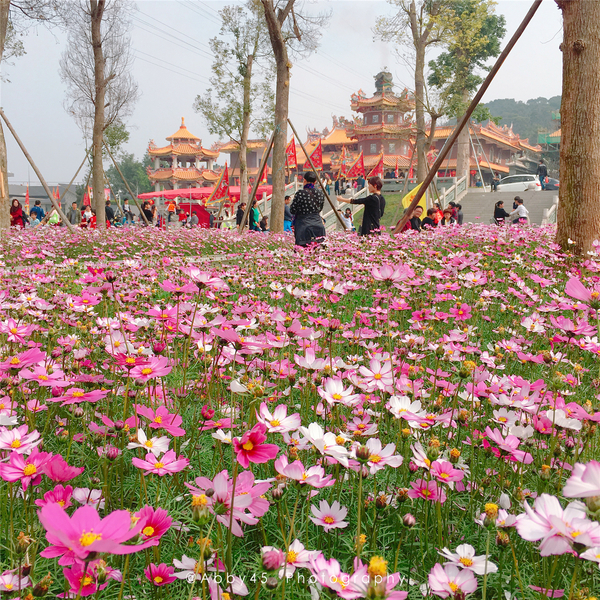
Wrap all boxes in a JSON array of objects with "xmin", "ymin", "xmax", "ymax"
[
  {"xmin": 16, "ymin": 531, "xmax": 32, "ymax": 555},
  {"xmin": 272, "ymin": 486, "xmax": 285, "ymax": 501},
  {"xmin": 51, "ymin": 386, "xmax": 62, "ymax": 398},
  {"xmin": 540, "ymin": 464, "xmax": 551, "ymax": 480},
  {"xmin": 73, "ymin": 406, "xmax": 84, "ymax": 418},
  {"xmin": 201, "ymin": 405, "xmax": 215, "ymax": 420},
  {"xmin": 265, "ymin": 576, "xmax": 279, "ymax": 590},
  {"xmin": 402, "ymin": 513, "xmax": 416, "ymax": 528},
  {"xmin": 104, "ymin": 271, "xmax": 117, "ymax": 283},
  {"xmin": 114, "ymin": 420, "xmax": 125, "ymax": 431},
  {"xmin": 106, "ymin": 446, "xmax": 120, "ymax": 461},
  {"xmin": 96, "ymin": 560, "xmax": 108, "ymax": 584},
  {"xmin": 90, "ymin": 476, "xmax": 101, "ymax": 485},
  {"xmin": 205, "ymin": 487, "xmax": 215, "ymax": 498},
  {"xmin": 32, "ymin": 573, "xmax": 53, "ymax": 597},
  {"xmin": 496, "ymin": 531, "xmax": 510, "ymax": 547},
  {"xmin": 262, "ymin": 549, "xmax": 285, "ymax": 572},
  {"xmin": 356, "ymin": 445, "xmax": 370, "ymax": 462},
  {"xmin": 153, "ymin": 342, "xmax": 166, "ymax": 355}
]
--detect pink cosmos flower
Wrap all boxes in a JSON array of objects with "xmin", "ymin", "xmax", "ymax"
[
  {"xmin": 129, "ymin": 356, "xmax": 172, "ymax": 382},
  {"xmin": 300, "ymin": 422, "xmax": 350, "ymax": 467},
  {"xmin": 20, "ymin": 364, "xmax": 69, "ymax": 387},
  {"xmin": 257, "ymin": 402, "xmax": 302, "ymax": 433},
  {"xmin": 563, "ymin": 461, "xmax": 600, "ymax": 498},
  {"xmin": 73, "ymin": 488, "xmax": 104, "ymax": 508},
  {"xmin": 274, "ymin": 455, "xmax": 335, "ymax": 488},
  {"xmin": 0, "ymin": 569, "xmax": 31, "ymax": 593},
  {"xmin": 0, "ymin": 424, "xmax": 41, "ymax": 454},
  {"xmin": 207, "ymin": 575, "xmax": 248, "ymax": 600},
  {"xmin": 407, "ymin": 479, "xmax": 447, "ymax": 503},
  {"xmin": 127, "ymin": 429, "xmax": 170, "ymax": 457},
  {"xmin": 48, "ymin": 387, "xmax": 109, "ymax": 406},
  {"xmin": 131, "ymin": 450, "xmax": 189, "ymax": 476},
  {"xmin": 359, "ymin": 359, "xmax": 393, "ymax": 391},
  {"xmin": 35, "ymin": 484, "xmax": 74, "ymax": 508},
  {"xmin": 428, "ymin": 563, "xmax": 478, "ymax": 598},
  {"xmin": 0, "ymin": 318, "xmax": 37, "ymax": 344},
  {"xmin": 233, "ymin": 423, "xmax": 279, "ymax": 468},
  {"xmin": 38, "ymin": 503, "xmax": 154, "ymax": 564},
  {"xmin": 135, "ymin": 405, "xmax": 185, "ymax": 437},
  {"xmin": 515, "ymin": 493, "xmax": 600, "ymax": 556},
  {"xmin": 135, "ymin": 506, "xmax": 172, "ymax": 542},
  {"xmin": 483, "ymin": 426, "xmax": 533, "ymax": 464},
  {"xmin": 439, "ymin": 544, "xmax": 498, "ymax": 575},
  {"xmin": 61, "ymin": 562, "xmax": 116, "ymax": 597},
  {"xmin": 371, "ymin": 263, "xmax": 413, "ymax": 284},
  {"xmin": 310, "ymin": 500, "xmax": 348, "ymax": 532},
  {"xmin": 183, "ymin": 267, "xmax": 229, "ymax": 291},
  {"xmin": 263, "ymin": 539, "xmax": 319, "ymax": 578},
  {"xmin": 144, "ymin": 563, "xmax": 177, "ymax": 587},
  {"xmin": 43, "ymin": 455, "xmax": 85, "ymax": 482},
  {"xmin": 345, "ymin": 558, "xmax": 408, "ymax": 600},
  {"xmin": 449, "ymin": 304, "xmax": 472, "ymax": 321},
  {"xmin": 430, "ymin": 460, "xmax": 465, "ymax": 488},
  {"xmin": 309, "ymin": 554, "xmax": 352, "ymax": 595},
  {"xmin": 565, "ymin": 277, "xmax": 599, "ymax": 304},
  {"xmin": 0, "ymin": 448, "xmax": 50, "ymax": 490},
  {"xmin": 361, "ymin": 438, "xmax": 403, "ymax": 474},
  {"xmin": 294, "ymin": 347, "xmax": 327, "ymax": 370},
  {"xmin": 0, "ymin": 347, "xmax": 45, "ymax": 371},
  {"xmin": 318, "ymin": 378, "xmax": 361, "ymax": 407}
]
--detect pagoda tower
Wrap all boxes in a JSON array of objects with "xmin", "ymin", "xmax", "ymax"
[
  {"xmin": 147, "ymin": 118, "xmax": 220, "ymax": 192},
  {"xmin": 346, "ymin": 71, "xmax": 415, "ymax": 173}
]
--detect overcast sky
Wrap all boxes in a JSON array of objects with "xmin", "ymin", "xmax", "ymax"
[{"xmin": 2, "ymin": 0, "xmax": 563, "ymax": 186}]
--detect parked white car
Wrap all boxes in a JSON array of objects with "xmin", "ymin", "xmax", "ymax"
[{"xmin": 496, "ymin": 174, "xmax": 541, "ymax": 192}]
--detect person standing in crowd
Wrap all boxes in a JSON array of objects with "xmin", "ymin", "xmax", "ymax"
[
  {"xmin": 105, "ymin": 199, "xmax": 115, "ymax": 226},
  {"xmin": 190, "ymin": 212, "xmax": 199, "ymax": 228},
  {"xmin": 491, "ymin": 172, "xmax": 500, "ymax": 191},
  {"xmin": 259, "ymin": 215, "xmax": 269, "ymax": 232},
  {"xmin": 30, "ymin": 199, "xmax": 45, "ymax": 222},
  {"xmin": 10, "ymin": 199, "xmax": 24, "ymax": 228},
  {"xmin": 421, "ymin": 208, "xmax": 437, "ymax": 229},
  {"xmin": 141, "ymin": 201, "xmax": 154, "ymax": 225},
  {"xmin": 334, "ymin": 179, "xmax": 340, "ymax": 195},
  {"xmin": 290, "ymin": 171, "xmax": 326, "ymax": 247},
  {"xmin": 537, "ymin": 160, "xmax": 548, "ymax": 190},
  {"xmin": 249, "ymin": 199, "xmax": 261, "ymax": 232},
  {"xmin": 509, "ymin": 196, "xmax": 529, "ymax": 225},
  {"xmin": 167, "ymin": 201, "xmax": 176, "ymax": 223},
  {"xmin": 336, "ymin": 176, "xmax": 385, "ymax": 236},
  {"xmin": 339, "ymin": 208, "xmax": 354, "ymax": 231},
  {"xmin": 448, "ymin": 201, "xmax": 458, "ymax": 220},
  {"xmin": 67, "ymin": 201, "xmax": 82, "ymax": 226},
  {"xmin": 284, "ymin": 196, "xmax": 293, "ymax": 232},
  {"xmin": 456, "ymin": 204, "xmax": 464, "ymax": 225},
  {"xmin": 494, "ymin": 200, "xmax": 510, "ymax": 225},
  {"xmin": 28, "ymin": 210, "xmax": 40, "ymax": 227},
  {"xmin": 81, "ymin": 206, "xmax": 97, "ymax": 229},
  {"xmin": 122, "ymin": 198, "xmax": 134, "ymax": 224},
  {"xmin": 236, "ymin": 202, "xmax": 247, "ymax": 228}
]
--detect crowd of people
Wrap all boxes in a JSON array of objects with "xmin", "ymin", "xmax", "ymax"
[{"xmin": 494, "ymin": 196, "xmax": 530, "ymax": 225}]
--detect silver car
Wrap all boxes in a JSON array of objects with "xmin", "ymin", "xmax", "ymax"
[{"xmin": 496, "ymin": 174, "xmax": 541, "ymax": 192}]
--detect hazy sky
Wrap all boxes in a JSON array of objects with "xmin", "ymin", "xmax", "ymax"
[{"xmin": 2, "ymin": 0, "xmax": 563, "ymax": 186}]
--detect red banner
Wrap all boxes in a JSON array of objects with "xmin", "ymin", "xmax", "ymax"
[
  {"xmin": 303, "ymin": 139, "xmax": 322, "ymax": 170},
  {"xmin": 394, "ymin": 157, "xmax": 399, "ymax": 179},
  {"xmin": 345, "ymin": 151, "xmax": 365, "ymax": 179},
  {"xmin": 337, "ymin": 146, "xmax": 347, "ymax": 180},
  {"xmin": 367, "ymin": 152, "xmax": 384, "ymax": 179},
  {"xmin": 25, "ymin": 184, "xmax": 30, "ymax": 212},
  {"xmin": 260, "ymin": 162, "xmax": 268, "ymax": 184},
  {"xmin": 285, "ymin": 138, "xmax": 297, "ymax": 168},
  {"xmin": 426, "ymin": 147, "xmax": 438, "ymax": 166},
  {"xmin": 206, "ymin": 163, "xmax": 229, "ymax": 204}
]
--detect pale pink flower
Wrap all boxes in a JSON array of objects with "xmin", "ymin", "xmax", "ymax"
[
  {"xmin": 131, "ymin": 450, "xmax": 189, "ymax": 476},
  {"xmin": 0, "ymin": 424, "xmax": 41, "ymax": 454},
  {"xmin": 318, "ymin": 378, "xmax": 361, "ymax": 407},
  {"xmin": 274, "ymin": 455, "xmax": 335, "ymax": 488},
  {"xmin": 439, "ymin": 544, "xmax": 498, "ymax": 575},
  {"xmin": 256, "ymin": 402, "xmax": 301, "ymax": 433},
  {"xmin": 563, "ymin": 461, "xmax": 600, "ymax": 498},
  {"xmin": 428, "ymin": 563, "xmax": 478, "ymax": 598},
  {"xmin": 361, "ymin": 438, "xmax": 403, "ymax": 474},
  {"xmin": 359, "ymin": 359, "xmax": 393, "ymax": 391},
  {"xmin": 126, "ymin": 429, "xmax": 170, "ymax": 457},
  {"xmin": 299, "ymin": 423, "xmax": 350, "ymax": 467},
  {"xmin": 310, "ymin": 500, "xmax": 348, "ymax": 532},
  {"xmin": 430, "ymin": 460, "xmax": 465, "ymax": 489}
]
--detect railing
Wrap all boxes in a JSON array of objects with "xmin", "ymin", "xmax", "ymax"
[
  {"xmin": 440, "ymin": 175, "xmax": 468, "ymax": 208},
  {"xmin": 322, "ymin": 186, "xmax": 367, "ymax": 232},
  {"xmin": 542, "ymin": 195, "xmax": 559, "ymax": 226}
]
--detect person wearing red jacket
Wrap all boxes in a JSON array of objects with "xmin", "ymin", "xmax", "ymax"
[{"xmin": 10, "ymin": 199, "xmax": 24, "ymax": 228}]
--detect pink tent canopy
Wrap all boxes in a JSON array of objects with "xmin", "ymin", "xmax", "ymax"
[{"xmin": 137, "ymin": 185, "xmax": 272, "ymax": 202}]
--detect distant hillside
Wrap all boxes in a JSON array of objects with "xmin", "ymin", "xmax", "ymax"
[{"xmin": 482, "ymin": 96, "xmax": 561, "ymax": 144}]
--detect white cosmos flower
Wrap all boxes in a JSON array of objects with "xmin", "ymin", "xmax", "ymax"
[
  {"xmin": 126, "ymin": 429, "xmax": 170, "ymax": 457},
  {"xmin": 439, "ymin": 544, "xmax": 498, "ymax": 575}
]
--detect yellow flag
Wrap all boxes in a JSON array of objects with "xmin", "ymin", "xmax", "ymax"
[{"xmin": 401, "ymin": 182, "xmax": 426, "ymax": 211}]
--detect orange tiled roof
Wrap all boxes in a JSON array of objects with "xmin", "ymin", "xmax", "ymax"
[
  {"xmin": 148, "ymin": 145, "xmax": 175, "ymax": 157},
  {"xmin": 436, "ymin": 157, "xmax": 509, "ymax": 173},
  {"xmin": 518, "ymin": 139, "xmax": 542, "ymax": 152},
  {"xmin": 351, "ymin": 95, "xmax": 414, "ymax": 112},
  {"xmin": 166, "ymin": 117, "xmax": 200, "ymax": 141},
  {"xmin": 548, "ymin": 128, "xmax": 561, "ymax": 139},
  {"xmin": 172, "ymin": 143, "xmax": 203, "ymax": 156},
  {"xmin": 348, "ymin": 124, "xmax": 413, "ymax": 139},
  {"xmin": 476, "ymin": 128, "xmax": 520, "ymax": 150},
  {"xmin": 201, "ymin": 170, "xmax": 220, "ymax": 182},
  {"xmin": 149, "ymin": 168, "xmax": 221, "ymax": 182},
  {"xmin": 322, "ymin": 128, "xmax": 355, "ymax": 146},
  {"xmin": 218, "ymin": 139, "xmax": 267, "ymax": 153},
  {"xmin": 148, "ymin": 169, "xmax": 174, "ymax": 181}
]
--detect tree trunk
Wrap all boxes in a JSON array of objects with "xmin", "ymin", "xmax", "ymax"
[
  {"xmin": 90, "ymin": 0, "xmax": 106, "ymax": 229},
  {"xmin": 414, "ymin": 41, "xmax": 427, "ymax": 183},
  {"xmin": 262, "ymin": 0, "xmax": 292, "ymax": 234},
  {"xmin": 239, "ymin": 54, "xmax": 253, "ymax": 210},
  {"xmin": 555, "ymin": 0, "xmax": 600, "ymax": 254},
  {"xmin": 0, "ymin": 0, "xmax": 10, "ymax": 233},
  {"xmin": 456, "ymin": 91, "xmax": 471, "ymax": 181}
]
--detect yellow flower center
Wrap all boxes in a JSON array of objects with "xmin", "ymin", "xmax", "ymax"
[
  {"xmin": 10, "ymin": 440, "xmax": 21, "ymax": 448},
  {"xmin": 23, "ymin": 464, "xmax": 37, "ymax": 476},
  {"xmin": 81, "ymin": 576, "xmax": 93, "ymax": 587},
  {"xmin": 373, "ymin": 373, "xmax": 382, "ymax": 380},
  {"xmin": 126, "ymin": 357, "xmax": 136, "ymax": 364},
  {"xmin": 192, "ymin": 494, "xmax": 208, "ymax": 507},
  {"xmin": 144, "ymin": 440, "xmax": 154, "ymax": 448},
  {"xmin": 440, "ymin": 473, "xmax": 449, "ymax": 479},
  {"xmin": 10, "ymin": 357, "xmax": 20, "ymax": 365},
  {"xmin": 421, "ymin": 489, "xmax": 431, "ymax": 498},
  {"xmin": 571, "ymin": 530, "xmax": 582, "ymax": 538},
  {"xmin": 330, "ymin": 577, "xmax": 347, "ymax": 590},
  {"xmin": 154, "ymin": 416, "xmax": 162, "ymax": 424},
  {"xmin": 424, "ymin": 458, "xmax": 431, "ymax": 467},
  {"xmin": 324, "ymin": 516, "xmax": 335, "ymax": 524},
  {"xmin": 270, "ymin": 419, "xmax": 280, "ymax": 427},
  {"xmin": 4, "ymin": 583, "xmax": 13, "ymax": 590},
  {"xmin": 58, "ymin": 500, "xmax": 65, "ymax": 507},
  {"xmin": 10, "ymin": 328, "xmax": 17, "ymax": 334},
  {"xmin": 141, "ymin": 368, "xmax": 153, "ymax": 376},
  {"xmin": 368, "ymin": 556, "xmax": 388, "ymax": 578},
  {"xmin": 287, "ymin": 550, "xmax": 298, "ymax": 563},
  {"xmin": 38, "ymin": 374, "xmax": 48, "ymax": 381},
  {"xmin": 369, "ymin": 454, "xmax": 381, "ymax": 463},
  {"xmin": 154, "ymin": 576, "xmax": 163, "ymax": 584},
  {"xmin": 72, "ymin": 391, "xmax": 85, "ymax": 398},
  {"xmin": 449, "ymin": 582, "xmax": 459, "ymax": 593},
  {"xmin": 332, "ymin": 393, "xmax": 342, "ymax": 400},
  {"xmin": 79, "ymin": 531, "xmax": 102, "ymax": 547},
  {"xmin": 142, "ymin": 526, "xmax": 155, "ymax": 537},
  {"xmin": 153, "ymin": 462, "xmax": 164, "ymax": 469},
  {"xmin": 242, "ymin": 441, "xmax": 254, "ymax": 451},
  {"xmin": 459, "ymin": 557, "xmax": 474, "ymax": 567}
]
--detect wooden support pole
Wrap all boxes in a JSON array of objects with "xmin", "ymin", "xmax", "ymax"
[
  {"xmin": 103, "ymin": 141, "xmax": 150, "ymax": 226},
  {"xmin": 392, "ymin": 0, "xmax": 543, "ymax": 235},
  {"xmin": 237, "ymin": 131, "xmax": 275, "ymax": 234},
  {"xmin": 288, "ymin": 118, "xmax": 348, "ymax": 231},
  {"xmin": 0, "ymin": 108, "xmax": 75, "ymax": 233}
]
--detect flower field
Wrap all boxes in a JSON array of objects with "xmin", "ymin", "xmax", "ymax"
[{"xmin": 1, "ymin": 225, "xmax": 600, "ymax": 600}]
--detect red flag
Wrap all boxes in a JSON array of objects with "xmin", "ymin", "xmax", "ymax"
[
  {"xmin": 25, "ymin": 184, "xmax": 30, "ymax": 212},
  {"xmin": 285, "ymin": 138, "xmax": 297, "ymax": 168},
  {"xmin": 409, "ymin": 166, "xmax": 414, "ymax": 179},
  {"xmin": 367, "ymin": 152, "xmax": 384, "ymax": 179},
  {"xmin": 303, "ymin": 139, "xmax": 322, "ymax": 170},
  {"xmin": 395, "ymin": 157, "xmax": 399, "ymax": 179},
  {"xmin": 206, "ymin": 163, "xmax": 229, "ymax": 204},
  {"xmin": 260, "ymin": 162, "xmax": 268, "ymax": 184},
  {"xmin": 345, "ymin": 151, "xmax": 365, "ymax": 179},
  {"xmin": 426, "ymin": 147, "xmax": 438, "ymax": 166},
  {"xmin": 337, "ymin": 146, "xmax": 348, "ymax": 180}
]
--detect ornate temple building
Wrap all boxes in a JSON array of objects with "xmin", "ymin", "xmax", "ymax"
[
  {"xmin": 147, "ymin": 118, "xmax": 220, "ymax": 191},
  {"xmin": 217, "ymin": 140, "xmax": 272, "ymax": 186}
]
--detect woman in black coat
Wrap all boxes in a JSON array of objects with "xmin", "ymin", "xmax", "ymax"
[
  {"xmin": 494, "ymin": 200, "xmax": 510, "ymax": 225},
  {"xmin": 337, "ymin": 176, "xmax": 385, "ymax": 235}
]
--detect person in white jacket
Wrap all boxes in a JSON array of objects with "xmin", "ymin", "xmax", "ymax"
[{"xmin": 509, "ymin": 196, "xmax": 529, "ymax": 225}]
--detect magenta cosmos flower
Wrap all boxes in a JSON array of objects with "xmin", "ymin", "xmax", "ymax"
[
  {"xmin": 43, "ymin": 455, "xmax": 85, "ymax": 482},
  {"xmin": 48, "ymin": 387, "xmax": 109, "ymax": 406},
  {"xmin": 144, "ymin": 563, "xmax": 177, "ymax": 587},
  {"xmin": 408, "ymin": 479, "xmax": 447, "ymax": 503},
  {"xmin": 129, "ymin": 356, "xmax": 172, "ymax": 382},
  {"xmin": 310, "ymin": 500, "xmax": 348, "ymax": 532},
  {"xmin": 35, "ymin": 484, "xmax": 74, "ymax": 509},
  {"xmin": 0, "ymin": 424, "xmax": 41, "ymax": 454},
  {"xmin": 135, "ymin": 404, "xmax": 185, "ymax": 437},
  {"xmin": 39, "ymin": 503, "xmax": 153, "ymax": 564},
  {"xmin": 131, "ymin": 450, "xmax": 189, "ymax": 476},
  {"xmin": 0, "ymin": 449, "xmax": 50, "ymax": 490},
  {"xmin": 233, "ymin": 423, "xmax": 279, "ymax": 468}
]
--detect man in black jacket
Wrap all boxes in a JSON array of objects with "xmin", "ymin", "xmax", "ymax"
[
  {"xmin": 105, "ymin": 200, "xmax": 115, "ymax": 225},
  {"xmin": 536, "ymin": 160, "xmax": 548, "ymax": 190},
  {"xmin": 236, "ymin": 202, "xmax": 247, "ymax": 227}
]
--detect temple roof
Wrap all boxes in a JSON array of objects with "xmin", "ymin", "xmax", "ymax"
[
  {"xmin": 148, "ymin": 142, "xmax": 219, "ymax": 159},
  {"xmin": 347, "ymin": 123, "xmax": 414, "ymax": 138},
  {"xmin": 148, "ymin": 168, "xmax": 220, "ymax": 182},
  {"xmin": 321, "ymin": 127, "xmax": 355, "ymax": 146},
  {"xmin": 350, "ymin": 93, "xmax": 414, "ymax": 114},
  {"xmin": 217, "ymin": 139, "xmax": 268, "ymax": 153},
  {"xmin": 166, "ymin": 117, "xmax": 200, "ymax": 141}
]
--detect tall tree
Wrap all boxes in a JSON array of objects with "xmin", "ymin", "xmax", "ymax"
[
  {"xmin": 260, "ymin": 0, "xmax": 328, "ymax": 233},
  {"xmin": 375, "ymin": 0, "xmax": 452, "ymax": 183},
  {"xmin": 427, "ymin": 0, "xmax": 505, "ymax": 180},
  {"xmin": 555, "ymin": 0, "xmax": 600, "ymax": 254},
  {"xmin": 0, "ymin": 0, "xmax": 60, "ymax": 232},
  {"xmin": 59, "ymin": 0, "xmax": 138, "ymax": 229},
  {"xmin": 194, "ymin": 2, "xmax": 273, "ymax": 210}
]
